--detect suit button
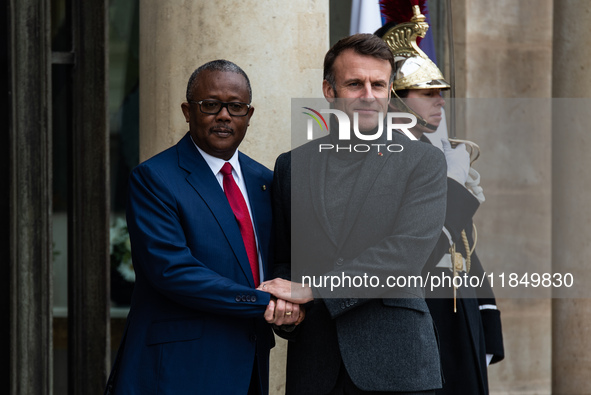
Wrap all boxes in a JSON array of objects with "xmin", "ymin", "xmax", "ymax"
[
  {"xmin": 245, "ymin": 295, "xmax": 251, "ymax": 302},
  {"xmin": 336, "ymin": 258, "xmax": 344, "ymax": 266},
  {"xmin": 235, "ymin": 296, "xmax": 241, "ymax": 302},
  {"xmin": 345, "ymin": 300, "xmax": 350, "ymax": 308},
  {"xmin": 241, "ymin": 295, "xmax": 247, "ymax": 302},
  {"xmin": 341, "ymin": 302, "xmax": 346, "ymax": 309},
  {"xmin": 251, "ymin": 295, "xmax": 257, "ymax": 302},
  {"xmin": 249, "ymin": 334, "xmax": 257, "ymax": 343}
]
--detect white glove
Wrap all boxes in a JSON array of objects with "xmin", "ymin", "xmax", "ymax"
[
  {"xmin": 442, "ymin": 139, "xmax": 470, "ymax": 186},
  {"xmin": 466, "ymin": 167, "xmax": 485, "ymax": 203}
]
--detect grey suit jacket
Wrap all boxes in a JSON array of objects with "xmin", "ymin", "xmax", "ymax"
[{"xmin": 272, "ymin": 131, "xmax": 447, "ymax": 394}]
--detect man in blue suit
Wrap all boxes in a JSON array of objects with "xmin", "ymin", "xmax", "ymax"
[{"xmin": 105, "ymin": 60, "xmax": 301, "ymax": 395}]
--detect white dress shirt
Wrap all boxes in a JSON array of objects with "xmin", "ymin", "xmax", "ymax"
[{"xmin": 192, "ymin": 140, "xmax": 265, "ymax": 282}]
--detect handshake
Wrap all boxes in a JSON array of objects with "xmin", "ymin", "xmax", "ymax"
[{"xmin": 257, "ymin": 278, "xmax": 314, "ymax": 326}]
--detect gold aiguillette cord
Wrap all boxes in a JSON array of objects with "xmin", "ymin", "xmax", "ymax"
[{"xmin": 449, "ymin": 224, "xmax": 478, "ymax": 313}]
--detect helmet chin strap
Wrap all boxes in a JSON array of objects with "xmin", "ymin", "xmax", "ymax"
[{"xmin": 391, "ymin": 91, "xmax": 438, "ymax": 131}]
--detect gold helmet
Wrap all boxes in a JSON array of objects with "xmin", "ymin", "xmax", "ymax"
[
  {"xmin": 382, "ymin": 3, "xmax": 450, "ymax": 91},
  {"xmin": 380, "ymin": 2, "xmax": 450, "ymax": 130}
]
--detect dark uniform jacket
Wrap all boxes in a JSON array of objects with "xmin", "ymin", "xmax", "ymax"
[{"xmin": 421, "ymin": 135, "xmax": 505, "ymax": 395}]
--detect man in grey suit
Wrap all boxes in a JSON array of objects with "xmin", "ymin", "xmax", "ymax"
[{"xmin": 260, "ymin": 34, "xmax": 447, "ymax": 394}]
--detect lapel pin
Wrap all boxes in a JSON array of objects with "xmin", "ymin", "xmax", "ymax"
[
  {"xmin": 261, "ymin": 185, "xmax": 267, "ymax": 191},
  {"xmin": 378, "ymin": 152, "xmax": 383, "ymax": 156}
]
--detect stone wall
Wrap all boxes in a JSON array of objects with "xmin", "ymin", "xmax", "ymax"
[{"xmin": 456, "ymin": 1, "xmax": 554, "ymax": 393}]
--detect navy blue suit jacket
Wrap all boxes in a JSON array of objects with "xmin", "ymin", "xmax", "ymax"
[{"xmin": 106, "ymin": 133, "xmax": 274, "ymax": 394}]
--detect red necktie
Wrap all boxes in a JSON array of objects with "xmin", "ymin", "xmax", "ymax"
[{"xmin": 220, "ymin": 162, "xmax": 260, "ymax": 287}]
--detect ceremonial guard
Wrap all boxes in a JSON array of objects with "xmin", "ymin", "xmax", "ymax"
[{"xmin": 377, "ymin": 1, "xmax": 505, "ymax": 393}]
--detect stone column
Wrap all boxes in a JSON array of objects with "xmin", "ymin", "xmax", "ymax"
[
  {"xmin": 69, "ymin": 0, "xmax": 111, "ymax": 393},
  {"xmin": 139, "ymin": 2, "xmax": 329, "ymax": 393},
  {"xmin": 9, "ymin": 0, "xmax": 53, "ymax": 394},
  {"xmin": 459, "ymin": 1, "xmax": 554, "ymax": 393},
  {"xmin": 551, "ymin": 1, "xmax": 591, "ymax": 393}
]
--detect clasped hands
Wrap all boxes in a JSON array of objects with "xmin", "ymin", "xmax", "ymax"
[{"xmin": 257, "ymin": 278, "xmax": 314, "ymax": 326}]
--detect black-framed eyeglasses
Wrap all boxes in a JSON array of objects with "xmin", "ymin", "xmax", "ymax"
[{"xmin": 189, "ymin": 99, "xmax": 251, "ymax": 117}]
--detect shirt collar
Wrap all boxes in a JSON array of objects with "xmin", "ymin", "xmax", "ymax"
[{"xmin": 191, "ymin": 137, "xmax": 242, "ymax": 181}]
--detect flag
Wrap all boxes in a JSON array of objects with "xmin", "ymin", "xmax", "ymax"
[
  {"xmin": 419, "ymin": 6, "xmax": 437, "ymax": 65},
  {"xmin": 350, "ymin": 0, "xmax": 383, "ymax": 35}
]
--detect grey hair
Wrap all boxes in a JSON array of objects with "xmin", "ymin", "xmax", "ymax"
[{"xmin": 185, "ymin": 59, "xmax": 252, "ymax": 102}]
